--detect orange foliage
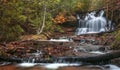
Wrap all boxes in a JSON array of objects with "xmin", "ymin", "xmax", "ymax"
[
  {"xmin": 53, "ymin": 13, "xmax": 66, "ymax": 24},
  {"xmin": 53, "ymin": 13, "xmax": 76, "ymax": 24}
]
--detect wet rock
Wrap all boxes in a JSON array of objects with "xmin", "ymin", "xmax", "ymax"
[
  {"xmin": 98, "ymin": 47, "xmax": 106, "ymax": 51},
  {"xmin": 57, "ymin": 66, "xmax": 102, "ymax": 70},
  {"xmin": 111, "ymin": 57, "xmax": 120, "ymax": 66}
]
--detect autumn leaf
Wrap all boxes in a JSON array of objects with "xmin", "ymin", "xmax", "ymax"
[{"xmin": 53, "ymin": 13, "xmax": 66, "ymax": 24}]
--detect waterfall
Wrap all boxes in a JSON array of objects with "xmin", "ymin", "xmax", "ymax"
[{"xmin": 75, "ymin": 10, "xmax": 114, "ymax": 35}]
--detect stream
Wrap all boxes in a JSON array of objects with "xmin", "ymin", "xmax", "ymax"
[
  {"xmin": 0, "ymin": 48, "xmax": 120, "ymax": 70},
  {"xmin": 0, "ymin": 58, "xmax": 120, "ymax": 70},
  {"xmin": 0, "ymin": 37, "xmax": 119, "ymax": 70},
  {"xmin": 0, "ymin": 10, "xmax": 118, "ymax": 70}
]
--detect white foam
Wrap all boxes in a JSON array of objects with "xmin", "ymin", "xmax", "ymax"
[
  {"xmin": 17, "ymin": 63, "xmax": 36, "ymax": 67},
  {"xmin": 44, "ymin": 63, "xmax": 80, "ymax": 69},
  {"xmin": 50, "ymin": 39, "xmax": 70, "ymax": 42},
  {"xmin": 89, "ymin": 51, "xmax": 105, "ymax": 54}
]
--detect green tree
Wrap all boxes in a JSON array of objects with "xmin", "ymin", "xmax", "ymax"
[
  {"xmin": 0, "ymin": 1, "xmax": 24, "ymax": 42},
  {"xmin": 0, "ymin": 0, "xmax": 106, "ymax": 42}
]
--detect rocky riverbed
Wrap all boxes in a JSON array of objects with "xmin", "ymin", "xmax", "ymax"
[
  {"xmin": 0, "ymin": 35, "xmax": 120, "ymax": 70},
  {"xmin": 0, "ymin": 40, "xmax": 109, "ymax": 62}
]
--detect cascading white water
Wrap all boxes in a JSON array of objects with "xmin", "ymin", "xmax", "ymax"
[
  {"xmin": 17, "ymin": 50, "xmax": 44, "ymax": 67},
  {"xmin": 75, "ymin": 10, "xmax": 113, "ymax": 35}
]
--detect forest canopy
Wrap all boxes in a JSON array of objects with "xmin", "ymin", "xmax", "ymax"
[{"xmin": 0, "ymin": 0, "xmax": 110, "ymax": 42}]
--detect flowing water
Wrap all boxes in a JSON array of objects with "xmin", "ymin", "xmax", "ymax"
[
  {"xmin": 75, "ymin": 10, "xmax": 114, "ymax": 35},
  {"xmin": 0, "ymin": 38, "xmax": 119, "ymax": 70},
  {"xmin": 0, "ymin": 10, "xmax": 117, "ymax": 70},
  {"xmin": 0, "ymin": 62, "xmax": 120, "ymax": 70},
  {"xmin": 0, "ymin": 51, "xmax": 120, "ymax": 70}
]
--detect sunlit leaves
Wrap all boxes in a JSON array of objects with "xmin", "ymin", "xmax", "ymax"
[
  {"xmin": 53, "ymin": 13, "xmax": 66, "ymax": 24},
  {"xmin": 18, "ymin": 15, "xmax": 27, "ymax": 23},
  {"xmin": 74, "ymin": 2, "xmax": 83, "ymax": 11}
]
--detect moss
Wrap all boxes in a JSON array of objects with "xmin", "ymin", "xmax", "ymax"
[{"xmin": 111, "ymin": 30, "xmax": 120, "ymax": 49}]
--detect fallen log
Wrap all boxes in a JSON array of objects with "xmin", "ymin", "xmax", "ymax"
[
  {"xmin": 0, "ymin": 55, "xmax": 54, "ymax": 63},
  {"xmin": 1, "ymin": 50, "xmax": 120, "ymax": 64},
  {"xmin": 0, "ymin": 56, "xmax": 22, "ymax": 63},
  {"xmin": 57, "ymin": 50, "xmax": 120, "ymax": 64}
]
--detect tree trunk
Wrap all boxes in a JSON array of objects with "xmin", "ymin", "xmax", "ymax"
[{"xmin": 37, "ymin": 3, "xmax": 46, "ymax": 34}]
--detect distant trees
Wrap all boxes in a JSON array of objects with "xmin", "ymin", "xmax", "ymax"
[
  {"xmin": 0, "ymin": 0, "xmax": 106, "ymax": 42},
  {"xmin": 0, "ymin": 1, "xmax": 24, "ymax": 42}
]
